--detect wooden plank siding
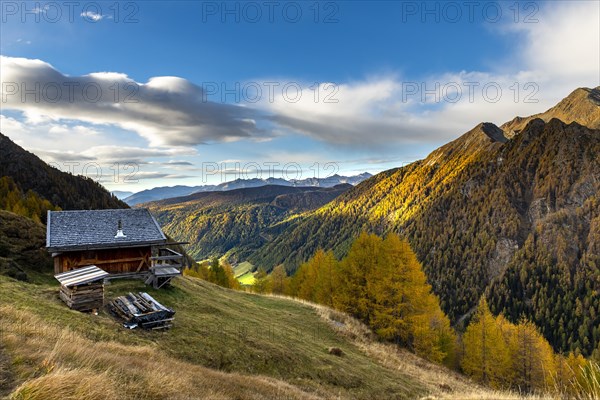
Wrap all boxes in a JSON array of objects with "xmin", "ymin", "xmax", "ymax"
[{"xmin": 53, "ymin": 246, "xmax": 152, "ymax": 275}]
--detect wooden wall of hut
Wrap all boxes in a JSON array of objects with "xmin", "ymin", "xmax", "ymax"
[{"xmin": 53, "ymin": 246, "xmax": 152, "ymax": 274}]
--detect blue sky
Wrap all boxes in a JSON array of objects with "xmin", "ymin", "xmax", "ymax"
[{"xmin": 1, "ymin": 1, "xmax": 599, "ymax": 191}]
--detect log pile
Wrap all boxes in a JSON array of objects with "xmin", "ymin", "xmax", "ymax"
[
  {"xmin": 54, "ymin": 265, "xmax": 109, "ymax": 312},
  {"xmin": 107, "ymin": 292, "xmax": 175, "ymax": 330},
  {"xmin": 59, "ymin": 281, "xmax": 104, "ymax": 311}
]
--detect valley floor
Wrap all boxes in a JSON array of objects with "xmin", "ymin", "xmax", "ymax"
[{"xmin": 0, "ymin": 273, "xmax": 553, "ymax": 399}]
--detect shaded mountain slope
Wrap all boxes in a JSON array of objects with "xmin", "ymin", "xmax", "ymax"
[{"xmin": 0, "ymin": 210, "xmax": 53, "ymax": 282}]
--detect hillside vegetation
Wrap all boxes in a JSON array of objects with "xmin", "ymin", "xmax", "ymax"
[
  {"xmin": 289, "ymin": 233, "xmax": 456, "ymax": 366},
  {"xmin": 248, "ymin": 88, "xmax": 600, "ymax": 357},
  {"xmin": 146, "ymin": 184, "xmax": 352, "ymax": 262},
  {"xmin": 0, "ymin": 260, "xmax": 509, "ymax": 400},
  {"xmin": 257, "ymin": 233, "xmax": 600, "ymax": 397},
  {"xmin": 0, "ymin": 210, "xmax": 597, "ymax": 399},
  {"xmin": 0, "ymin": 210, "xmax": 53, "ymax": 281},
  {"xmin": 0, "ymin": 133, "xmax": 127, "ymax": 211},
  {"xmin": 0, "ymin": 177, "xmax": 60, "ymax": 224}
]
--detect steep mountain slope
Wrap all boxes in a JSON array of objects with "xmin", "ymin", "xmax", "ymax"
[
  {"xmin": 0, "ymin": 133, "xmax": 127, "ymax": 210},
  {"xmin": 146, "ymin": 184, "xmax": 352, "ymax": 262},
  {"xmin": 250, "ymin": 87, "xmax": 600, "ymax": 356}
]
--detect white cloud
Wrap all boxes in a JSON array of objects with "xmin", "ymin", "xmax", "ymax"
[
  {"xmin": 80, "ymin": 145, "xmax": 196, "ymax": 163},
  {"xmin": 29, "ymin": 145, "xmax": 196, "ymax": 165},
  {"xmin": 510, "ymin": 1, "xmax": 599, "ymax": 86},
  {"xmin": 0, "ymin": 115, "xmax": 197, "ymax": 167},
  {"xmin": 33, "ymin": 149, "xmax": 96, "ymax": 162},
  {"xmin": 0, "ymin": 56, "xmax": 267, "ymax": 147},
  {"xmin": 162, "ymin": 160, "xmax": 194, "ymax": 165},
  {"xmin": 118, "ymin": 171, "xmax": 195, "ymax": 180},
  {"xmin": 80, "ymin": 11, "xmax": 104, "ymax": 21},
  {"xmin": 255, "ymin": 1, "xmax": 599, "ymax": 147},
  {"xmin": 48, "ymin": 124, "xmax": 100, "ymax": 136}
]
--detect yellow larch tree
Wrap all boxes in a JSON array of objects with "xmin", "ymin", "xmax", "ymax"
[{"xmin": 461, "ymin": 298, "xmax": 511, "ymax": 388}]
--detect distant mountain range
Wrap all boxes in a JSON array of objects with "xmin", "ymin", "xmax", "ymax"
[
  {"xmin": 111, "ymin": 191, "xmax": 134, "ymax": 200},
  {"xmin": 124, "ymin": 173, "xmax": 372, "ymax": 205}
]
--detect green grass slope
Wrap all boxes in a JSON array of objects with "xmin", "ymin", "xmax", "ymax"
[{"xmin": 1, "ymin": 273, "xmax": 433, "ymax": 399}]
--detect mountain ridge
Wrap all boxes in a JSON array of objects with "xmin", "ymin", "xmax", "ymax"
[
  {"xmin": 0, "ymin": 133, "xmax": 128, "ymax": 211},
  {"xmin": 124, "ymin": 173, "xmax": 372, "ymax": 205},
  {"xmin": 246, "ymin": 87, "xmax": 600, "ymax": 356},
  {"xmin": 501, "ymin": 86, "xmax": 600, "ymax": 136}
]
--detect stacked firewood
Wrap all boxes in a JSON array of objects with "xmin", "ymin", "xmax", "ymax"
[
  {"xmin": 59, "ymin": 281, "xmax": 104, "ymax": 311},
  {"xmin": 107, "ymin": 292, "xmax": 175, "ymax": 330}
]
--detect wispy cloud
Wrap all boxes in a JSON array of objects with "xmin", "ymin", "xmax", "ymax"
[
  {"xmin": 1, "ymin": 56, "xmax": 268, "ymax": 147},
  {"xmin": 30, "ymin": 145, "xmax": 196, "ymax": 165},
  {"xmin": 255, "ymin": 1, "xmax": 599, "ymax": 148},
  {"xmin": 162, "ymin": 160, "xmax": 194, "ymax": 166},
  {"xmin": 80, "ymin": 11, "xmax": 104, "ymax": 21}
]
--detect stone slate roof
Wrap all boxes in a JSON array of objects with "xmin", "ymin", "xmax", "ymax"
[{"xmin": 46, "ymin": 209, "xmax": 167, "ymax": 252}]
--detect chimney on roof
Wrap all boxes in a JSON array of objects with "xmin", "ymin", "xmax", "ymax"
[{"xmin": 115, "ymin": 219, "xmax": 127, "ymax": 238}]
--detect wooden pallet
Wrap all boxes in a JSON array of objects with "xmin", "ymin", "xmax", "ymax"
[{"xmin": 107, "ymin": 292, "xmax": 175, "ymax": 330}]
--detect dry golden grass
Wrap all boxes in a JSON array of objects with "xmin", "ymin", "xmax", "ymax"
[
  {"xmin": 2, "ymin": 275, "xmax": 595, "ymax": 400},
  {"xmin": 1, "ymin": 306, "xmax": 321, "ymax": 400},
  {"xmin": 0, "ymin": 274, "xmax": 426, "ymax": 399},
  {"xmin": 561, "ymin": 361, "xmax": 600, "ymax": 400}
]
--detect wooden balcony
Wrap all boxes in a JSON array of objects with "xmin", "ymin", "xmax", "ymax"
[{"xmin": 146, "ymin": 248, "xmax": 184, "ymax": 289}]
